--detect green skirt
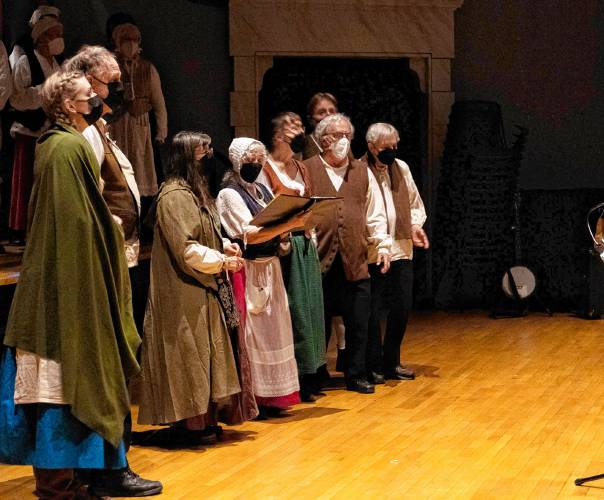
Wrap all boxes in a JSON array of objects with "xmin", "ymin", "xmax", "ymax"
[{"xmin": 282, "ymin": 234, "xmax": 326, "ymax": 375}]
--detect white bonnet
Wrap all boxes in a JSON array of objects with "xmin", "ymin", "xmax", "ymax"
[
  {"xmin": 228, "ymin": 137, "xmax": 266, "ymax": 171},
  {"xmin": 29, "ymin": 6, "xmax": 60, "ymax": 28}
]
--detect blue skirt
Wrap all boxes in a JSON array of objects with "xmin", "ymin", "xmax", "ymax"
[{"xmin": 0, "ymin": 348, "xmax": 127, "ymax": 469}]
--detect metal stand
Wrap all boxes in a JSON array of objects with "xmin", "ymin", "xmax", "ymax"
[
  {"xmin": 491, "ymin": 269, "xmax": 553, "ymax": 318},
  {"xmin": 575, "ymin": 473, "xmax": 604, "ymax": 486}
]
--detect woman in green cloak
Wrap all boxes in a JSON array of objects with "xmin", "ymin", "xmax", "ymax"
[{"xmin": 0, "ymin": 69, "xmax": 142, "ymax": 498}]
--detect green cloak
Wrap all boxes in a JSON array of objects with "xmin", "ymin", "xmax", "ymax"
[{"xmin": 3, "ymin": 123, "xmax": 141, "ymax": 448}]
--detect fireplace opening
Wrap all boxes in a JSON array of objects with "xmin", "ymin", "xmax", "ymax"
[
  {"xmin": 258, "ymin": 57, "xmax": 427, "ymax": 192},
  {"xmin": 258, "ymin": 56, "xmax": 432, "ymax": 302}
]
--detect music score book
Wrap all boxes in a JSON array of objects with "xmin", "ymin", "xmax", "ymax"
[{"xmin": 250, "ymin": 194, "xmax": 340, "ymax": 228}]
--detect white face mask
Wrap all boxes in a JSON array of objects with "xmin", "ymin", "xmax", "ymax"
[
  {"xmin": 47, "ymin": 37, "xmax": 64, "ymax": 56},
  {"xmin": 120, "ymin": 41, "xmax": 139, "ymax": 59},
  {"xmin": 331, "ymin": 137, "xmax": 350, "ymax": 160}
]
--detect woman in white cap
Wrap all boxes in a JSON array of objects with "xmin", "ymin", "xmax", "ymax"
[
  {"xmin": 8, "ymin": 13, "xmax": 64, "ymax": 244},
  {"xmin": 9, "ymin": 5, "xmax": 61, "ymax": 69},
  {"xmin": 107, "ymin": 15, "xmax": 168, "ymax": 204},
  {"xmin": 217, "ymin": 138, "xmax": 307, "ymax": 418}
]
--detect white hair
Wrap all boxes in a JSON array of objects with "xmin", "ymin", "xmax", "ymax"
[
  {"xmin": 366, "ymin": 123, "xmax": 400, "ymax": 144},
  {"xmin": 313, "ymin": 113, "xmax": 355, "ymax": 140}
]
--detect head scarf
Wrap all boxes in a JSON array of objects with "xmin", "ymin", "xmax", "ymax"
[
  {"xmin": 31, "ymin": 17, "xmax": 63, "ymax": 43},
  {"xmin": 228, "ymin": 137, "xmax": 267, "ymax": 172},
  {"xmin": 29, "ymin": 6, "xmax": 60, "ymax": 28},
  {"xmin": 111, "ymin": 23, "xmax": 141, "ymax": 46}
]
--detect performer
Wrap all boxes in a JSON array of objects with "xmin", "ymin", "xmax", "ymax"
[
  {"xmin": 302, "ymin": 93, "xmax": 347, "ymax": 371},
  {"xmin": 361, "ymin": 123, "xmax": 429, "ymax": 382},
  {"xmin": 64, "ymin": 46, "xmax": 164, "ymax": 497},
  {"xmin": 67, "ymin": 46, "xmax": 141, "ymax": 269},
  {"xmin": 302, "ymin": 92, "xmax": 338, "ymax": 160},
  {"xmin": 259, "ymin": 112, "xmax": 326, "ymax": 402},
  {"xmin": 0, "ymin": 70, "xmax": 143, "ymax": 498},
  {"xmin": 9, "ymin": 6, "xmax": 61, "ymax": 69},
  {"xmin": 137, "ymin": 131, "xmax": 245, "ymax": 438},
  {"xmin": 304, "ymin": 114, "xmax": 391, "ymax": 394},
  {"xmin": 108, "ymin": 15, "xmax": 168, "ymax": 200},
  {"xmin": 217, "ymin": 138, "xmax": 306, "ymax": 417},
  {"xmin": 8, "ymin": 14, "xmax": 64, "ymax": 242}
]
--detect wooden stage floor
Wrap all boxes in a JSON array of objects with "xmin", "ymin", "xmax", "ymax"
[{"xmin": 2, "ymin": 311, "xmax": 604, "ymax": 498}]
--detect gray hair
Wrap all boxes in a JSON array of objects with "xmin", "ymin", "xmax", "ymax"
[
  {"xmin": 313, "ymin": 113, "xmax": 355, "ymax": 140},
  {"xmin": 366, "ymin": 123, "xmax": 400, "ymax": 144},
  {"xmin": 63, "ymin": 45, "xmax": 118, "ymax": 78}
]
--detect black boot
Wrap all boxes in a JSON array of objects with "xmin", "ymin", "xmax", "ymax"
[
  {"xmin": 300, "ymin": 375, "xmax": 317, "ymax": 402},
  {"xmin": 88, "ymin": 467, "xmax": 163, "ymax": 497},
  {"xmin": 335, "ymin": 349, "xmax": 346, "ymax": 372}
]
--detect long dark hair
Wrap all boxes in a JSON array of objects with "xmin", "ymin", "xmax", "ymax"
[{"xmin": 166, "ymin": 131, "xmax": 214, "ymax": 207}]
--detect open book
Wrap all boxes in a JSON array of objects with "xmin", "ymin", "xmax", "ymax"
[{"xmin": 250, "ymin": 194, "xmax": 340, "ymax": 228}]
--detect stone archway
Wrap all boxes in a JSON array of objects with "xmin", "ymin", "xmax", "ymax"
[{"xmin": 229, "ymin": 0, "xmax": 464, "ymax": 298}]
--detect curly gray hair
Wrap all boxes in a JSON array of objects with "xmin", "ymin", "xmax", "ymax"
[{"xmin": 313, "ymin": 113, "xmax": 355, "ymax": 141}]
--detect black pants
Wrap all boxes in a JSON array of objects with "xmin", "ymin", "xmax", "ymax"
[
  {"xmin": 323, "ymin": 254, "xmax": 371, "ymax": 379},
  {"xmin": 367, "ymin": 259, "xmax": 413, "ymax": 373}
]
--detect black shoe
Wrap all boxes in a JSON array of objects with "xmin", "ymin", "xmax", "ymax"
[
  {"xmin": 88, "ymin": 467, "xmax": 163, "ymax": 497},
  {"xmin": 300, "ymin": 388, "xmax": 317, "ymax": 402},
  {"xmin": 346, "ymin": 378, "xmax": 375, "ymax": 394},
  {"xmin": 369, "ymin": 371, "xmax": 385, "ymax": 385},
  {"xmin": 385, "ymin": 365, "xmax": 415, "ymax": 380}
]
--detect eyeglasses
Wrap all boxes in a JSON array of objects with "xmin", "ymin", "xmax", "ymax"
[
  {"xmin": 90, "ymin": 74, "xmax": 109, "ymax": 86},
  {"xmin": 327, "ymin": 131, "xmax": 352, "ymax": 140}
]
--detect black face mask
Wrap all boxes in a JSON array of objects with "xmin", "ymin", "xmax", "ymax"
[
  {"xmin": 240, "ymin": 162, "xmax": 263, "ymax": 183},
  {"xmin": 289, "ymin": 133, "xmax": 306, "ymax": 154},
  {"xmin": 200, "ymin": 153, "xmax": 216, "ymax": 174},
  {"xmin": 102, "ymin": 82, "xmax": 127, "ymax": 124},
  {"xmin": 83, "ymin": 96, "xmax": 104, "ymax": 126},
  {"xmin": 376, "ymin": 148, "xmax": 397, "ymax": 166},
  {"xmin": 104, "ymin": 81, "xmax": 125, "ymax": 113}
]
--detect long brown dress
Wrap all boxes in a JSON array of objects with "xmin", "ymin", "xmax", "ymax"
[{"xmin": 137, "ymin": 180, "xmax": 241, "ymax": 426}]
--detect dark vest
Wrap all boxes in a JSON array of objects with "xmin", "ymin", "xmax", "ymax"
[
  {"xmin": 119, "ymin": 56, "xmax": 153, "ymax": 117},
  {"xmin": 94, "ymin": 122, "xmax": 139, "ymax": 242},
  {"xmin": 223, "ymin": 181, "xmax": 281, "ymax": 260},
  {"xmin": 361, "ymin": 154, "xmax": 411, "ymax": 240},
  {"xmin": 12, "ymin": 50, "xmax": 49, "ymax": 132},
  {"xmin": 304, "ymin": 155, "xmax": 370, "ymax": 281}
]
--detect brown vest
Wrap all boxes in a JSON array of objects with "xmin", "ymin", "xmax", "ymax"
[
  {"xmin": 304, "ymin": 155, "xmax": 370, "ymax": 281},
  {"xmin": 361, "ymin": 154, "xmax": 412, "ymax": 240},
  {"xmin": 94, "ymin": 122, "xmax": 139, "ymax": 242},
  {"xmin": 262, "ymin": 158, "xmax": 313, "ymax": 196},
  {"xmin": 120, "ymin": 56, "xmax": 153, "ymax": 117}
]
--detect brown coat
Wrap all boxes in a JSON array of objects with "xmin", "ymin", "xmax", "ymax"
[
  {"xmin": 304, "ymin": 155, "xmax": 370, "ymax": 281},
  {"xmin": 137, "ymin": 181, "xmax": 240, "ymax": 425},
  {"xmin": 94, "ymin": 122, "xmax": 139, "ymax": 242}
]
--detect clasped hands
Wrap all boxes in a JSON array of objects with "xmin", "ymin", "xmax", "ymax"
[{"xmin": 223, "ymin": 242, "xmax": 244, "ymax": 272}]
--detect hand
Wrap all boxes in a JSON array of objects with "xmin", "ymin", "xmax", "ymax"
[
  {"xmin": 223, "ymin": 256, "xmax": 244, "ymax": 272},
  {"xmin": 155, "ymin": 134, "xmax": 166, "ymax": 145},
  {"xmin": 224, "ymin": 242, "xmax": 242, "ymax": 257},
  {"xmin": 411, "ymin": 225, "xmax": 430, "ymax": 249},
  {"xmin": 377, "ymin": 252, "xmax": 391, "ymax": 274}
]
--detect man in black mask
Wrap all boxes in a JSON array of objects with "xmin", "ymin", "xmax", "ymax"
[
  {"xmin": 360, "ymin": 122, "xmax": 429, "ymax": 383},
  {"xmin": 63, "ymin": 46, "xmax": 163, "ymax": 498}
]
